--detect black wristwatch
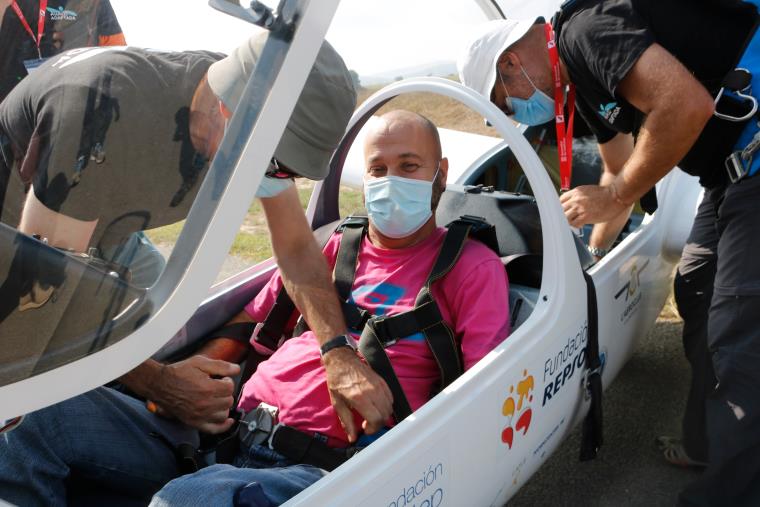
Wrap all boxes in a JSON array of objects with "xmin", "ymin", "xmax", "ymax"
[{"xmin": 319, "ymin": 334, "xmax": 357, "ymax": 358}]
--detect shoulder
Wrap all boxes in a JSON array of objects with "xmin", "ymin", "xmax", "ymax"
[
  {"xmin": 451, "ymin": 237, "xmax": 504, "ymax": 281},
  {"xmin": 560, "ymin": 0, "xmax": 654, "ymax": 95}
]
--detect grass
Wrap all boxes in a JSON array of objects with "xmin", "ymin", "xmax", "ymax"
[{"xmin": 145, "ymin": 181, "xmax": 366, "ymax": 263}]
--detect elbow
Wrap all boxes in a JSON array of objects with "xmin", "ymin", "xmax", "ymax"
[{"xmin": 694, "ymin": 90, "xmax": 715, "ymax": 129}]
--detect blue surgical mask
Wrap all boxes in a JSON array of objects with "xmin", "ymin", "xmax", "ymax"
[
  {"xmin": 364, "ymin": 168, "xmax": 438, "ymax": 239},
  {"xmin": 500, "ymin": 66, "xmax": 555, "ymax": 126}
]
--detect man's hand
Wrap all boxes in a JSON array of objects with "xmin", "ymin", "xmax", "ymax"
[
  {"xmin": 148, "ymin": 355, "xmax": 240, "ymax": 434},
  {"xmin": 322, "ymin": 347, "xmax": 393, "ymax": 443},
  {"xmin": 560, "ymin": 184, "xmax": 630, "ymax": 228}
]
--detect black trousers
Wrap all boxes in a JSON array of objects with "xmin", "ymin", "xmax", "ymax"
[{"xmin": 676, "ymin": 175, "xmax": 760, "ymax": 506}]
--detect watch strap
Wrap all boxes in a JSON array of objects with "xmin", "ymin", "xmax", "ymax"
[{"xmin": 319, "ymin": 334, "xmax": 357, "ymax": 358}]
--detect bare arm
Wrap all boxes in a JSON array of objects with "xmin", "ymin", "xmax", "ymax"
[
  {"xmin": 117, "ymin": 311, "xmax": 254, "ymax": 434},
  {"xmin": 587, "ymin": 133, "xmax": 634, "ymax": 255},
  {"xmin": 561, "ymin": 43, "xmax": 714, "ymax": 227},
  {"xmin": 260, "ymin": 185, "xmax": 393, "ymax": 442}
]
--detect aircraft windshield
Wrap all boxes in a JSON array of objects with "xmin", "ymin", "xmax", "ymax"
[{"xmin": 0, "ymin": 2, "xmax": 292, "ymax": 388}]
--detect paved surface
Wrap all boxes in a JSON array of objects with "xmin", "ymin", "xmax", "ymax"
[{"xmin": 509, "ymin": 318, "xmax": 703, "ymax": 507}]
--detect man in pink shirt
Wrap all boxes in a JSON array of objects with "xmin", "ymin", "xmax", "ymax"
[{"xmin": 151, "ymin": 110, "xmax": 510, "ymax": 507}]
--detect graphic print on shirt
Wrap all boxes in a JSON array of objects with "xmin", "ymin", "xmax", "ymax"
[
  {"xmin": 598, "ymin": 101, "xmax": 621, "ymax": 124},
  {"xmin": 350, "ymin": 282, "xmax": 424, "ymax": 342},
  {"xmin": 47, "ymin": 6, "xmax": 77, "ymax": 21}
]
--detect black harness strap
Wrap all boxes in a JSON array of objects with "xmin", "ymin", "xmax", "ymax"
[
  {"xmin": 357, "ymin": 220, "xmax": 475, "ymax": 422},
  {"xmin": 254, "ymin": 288, "xmax": 296, "ymax": 352},
  {"xmin": 291, "ymin": 216, "xmax": 368, "ymax": 336},
  {"xmin": 415, "ymin": 221, "xmax": 472, "ymax": 394},
  {"xmin": 580, "ymin": 271, "xmax": 603, "ymax": 460},
  {"xmin": 359, "ymin": 320, "xmax": 414, "ymax": 420},
  {"xmin": 333, "ymin": 217, "xmax": 366, "ymax": 301},
  {"xmin": 205, "ymin": 322, "xmax": 257, "ymax": 344},
  {"xmin": 269, "ymin": 425, "xmax": 361, "ymax": 472}
]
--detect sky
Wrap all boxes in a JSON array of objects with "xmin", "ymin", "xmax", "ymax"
[{"xmin": 109, "ymin": 0, "xmax": 561, "ymax": 77}]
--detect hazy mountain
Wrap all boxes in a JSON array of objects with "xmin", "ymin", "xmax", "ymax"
[{"xmin": 360, "ymin": 61, "xmax": 457, "ymax": 87}]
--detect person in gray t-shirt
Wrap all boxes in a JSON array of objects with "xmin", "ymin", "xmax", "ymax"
[{"xmin": 0, "ymin": 33, "xmax": 399, "ymax": 505}]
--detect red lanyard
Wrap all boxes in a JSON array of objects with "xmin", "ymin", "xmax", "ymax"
[
  {"xmin": 10, "ymin": 0, "xmax": 48, "ymax": 59},
  {"xmin": 544, "ymin": 23, "xmax": 575, "ymax": 192}
]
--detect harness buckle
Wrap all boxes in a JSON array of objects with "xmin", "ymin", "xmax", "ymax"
[
  {"xmin": 581, "ymin": 365, "xmax": 602, "ymax": 401},
  {"xmin": 725, "ymin": 128, "xmax": 760, "ymax": 183},
  {"xmin": 337, "ymin": 215, "xmax": 368, "ymax": 232},
  {"xmin": 726, "ymin": 151, "xmax": 750, "ymax": 183},
  {"xmin": 238, "ymin": 402, "xmax": 279, "ymax": 449}
]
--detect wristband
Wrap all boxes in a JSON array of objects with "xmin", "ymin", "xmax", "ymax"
[{"xmin": 319, "ymin": 334, "xmax": 357, "ymax": 358}]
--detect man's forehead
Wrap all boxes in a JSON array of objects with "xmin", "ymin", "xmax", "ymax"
[
  {"xmin": 364, "ymin": 125, "xmax": 433, "ymax": 159},
  {"xmin": 366, "ymin": 150, "xmax": 424, "ymax": 164}
]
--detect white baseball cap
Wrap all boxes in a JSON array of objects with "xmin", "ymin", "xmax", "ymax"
[{"xmin": 457, "ymin": 18, "xmax": 542, "ymax": 100}]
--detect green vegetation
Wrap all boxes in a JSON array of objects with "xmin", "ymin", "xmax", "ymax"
[{"xmin": 145, "ymin": 182, "xmax": 365, "ymax": 263}]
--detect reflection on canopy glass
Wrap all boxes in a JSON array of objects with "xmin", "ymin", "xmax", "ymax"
[{"xmin": 0, "ymin": 25, "xmax": 277, "ymax": 387}]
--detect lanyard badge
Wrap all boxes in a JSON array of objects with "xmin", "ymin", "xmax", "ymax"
[
  {"xmin": 10, "ymin": 0, "xmax": 48, "ymax": 60},
  {"xmin": 544, "ymin": 23, "xmax": 575, "ymax": 192}
]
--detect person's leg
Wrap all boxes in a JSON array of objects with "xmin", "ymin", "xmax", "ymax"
[
  {"xmin": 150, "ymin": 445, "xmax": 327, "ymax": 507},
  {"xmin": 0, "ymin": 386, "xmax": 197, "ymax": 507},
  {"xmin": 680, "ymin": 175, "xmax": 760, "ymax": 506},
  {"xmin": 100, "ymin": 232, "xmax": 166, "ymax": 289},
  {"xmin": 670, "ymin": 190, "xmax": 720, "ymax": 464}
]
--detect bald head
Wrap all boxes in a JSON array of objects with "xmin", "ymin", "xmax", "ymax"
[
  {"xmin": 363, "ymin": 110, "xmax": 448, "ymax": 215},
  {"xmin": 363, "ymin": 110, "xmax": 442, "ymax": 165}
]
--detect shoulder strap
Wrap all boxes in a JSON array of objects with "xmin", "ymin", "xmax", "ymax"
[
  {"xmin": 255, "ymin": 216, "xmax": 362, "ymax": 347},
  {"xmin": 292, "ymin": 215, "xmax": 368, "ymax": 336},
  {"xmin": 333, "ymin": 215, "xmax": 368, "ymax": 302},
  {"xmin": 358, "ymin": 217, "xmax": 489, "ymax": 422}
]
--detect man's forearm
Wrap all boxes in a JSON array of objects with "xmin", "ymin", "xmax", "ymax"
[
  {"xmin": 261, "ymin": 186, "xmax": 347, "ymax": 345},
  {"xmin": 589, "ymin": 134, "xmax": 634, "ymax": 251},
  {"xmin": 612, "ymin": 43, "xmax": 715, "ymax": 204},
  {"xmin": 118, "ymin": 359, "xmax": 164, "ymax": 399},
  {"xmin": 611, "ymin": 112, "xmax": 707, "ymax": 205},
  {"xmin": 275, "ymin": 232, "xmax": 346, "ymax": 346}
]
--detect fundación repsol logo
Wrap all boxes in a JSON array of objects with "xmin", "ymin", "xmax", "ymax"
[
  {"xmin": 501, "ymin": 369, "xmax": 535, "ymax": 449},
  {"xmin": 598, "ymin": 101, "xmax": 621, "ymax": 124},
  {"xmin": 47, "ymin": 6, "xmax": 77, "ymax": 21}
]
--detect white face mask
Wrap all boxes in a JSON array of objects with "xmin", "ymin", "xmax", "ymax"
[{"xmin": 364, "ymin": 166, "xmax": 439, "ymax": 239}]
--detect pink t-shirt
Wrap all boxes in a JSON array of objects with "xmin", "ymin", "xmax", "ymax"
[{"xmin": 240, "ymin": 227, "xmax": 510, "ymax": 446}]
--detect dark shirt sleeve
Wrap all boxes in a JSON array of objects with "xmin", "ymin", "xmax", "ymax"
[
  {"xmin": 561, "ymin": 1, "xmax": 655, "ymax": 96},
  {"xmin": 558, "ymin": 0, "xmax": 655, "ymax": 143},
  {"xmin": 95, "ymin": 0, "xmax": 124, "ymax": 37}
]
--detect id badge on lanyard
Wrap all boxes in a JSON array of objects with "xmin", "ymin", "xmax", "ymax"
[{"xmin": 10, "ymin": 0, "xmax": 48, "ymax": 69}]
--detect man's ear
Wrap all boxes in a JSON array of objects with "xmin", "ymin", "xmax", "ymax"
[
  {"xmin": 497, "ymin": 50, "xmax": 522, "ymax": 79},
  {"xmin": 439, "ymin": 157, "xmax": 449, "ymax": 186}
]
